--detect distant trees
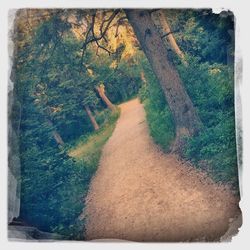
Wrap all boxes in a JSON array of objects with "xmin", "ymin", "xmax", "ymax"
[
  {"xmin": 11, "ymin": 9, "xmax": 143, "ymax": 236},
  {"xmin": 30, "ymin": 20, "xmax": 102, "ymax": 136},
  {"xmin": 13, "ymin": 8, "xmax": 234, "ymax": 148},
  {"xmin": 74, "ymin": 9, "xmax": 203, "ymax": 150}
]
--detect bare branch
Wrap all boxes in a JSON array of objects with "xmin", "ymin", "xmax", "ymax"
[
  {"xmin": 80, "ymin": 9, "xmax": 120, "ymax": 63},
  {"xmin": 161, "ymin": 30, "xmax": 179, "ymax": 39},
  {"xmin": 96, "ymin": 40, "xmax": 113, "ymax": 55},
  {"xmin": 80, "ymin": 18, "xmax": 94, "ymax": 62},
  {"xmin": 114, "ymin": 16, "xmax": 127, "ymax": 37},
  {"xmin": 99, "ymin": 10, "xmax": 117, "ymax": 37}
]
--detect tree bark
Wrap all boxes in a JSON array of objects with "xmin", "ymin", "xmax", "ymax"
[
  {"xmin": 46, "ymin": 119, "xmax": 64, "ymax": 146},
  {"xmin": 126, "ymin": 10, "xmax": 202, "ymax": 151},
  {"xmin": 96, "ymin": 85, "xmax": 116, "ymax": 112},
  {"xmin": 151, "ymin": 10, "xmax": 187, "ymax": 65},
  {"xmin": 84, "ymin": 105, "xmax": 100, "ymax": 131}
]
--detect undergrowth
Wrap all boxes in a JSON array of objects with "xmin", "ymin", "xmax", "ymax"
[
  {"xmin": 139, "ymin": 61, "xmax": 175, "ymax": 152},
  {"xmin": 139, "ymin": 57, "xmax": 239, "ymax": 189},
  {"xmin": 66, "ymin": 108, "xmax": 120, "ymax": 238}
]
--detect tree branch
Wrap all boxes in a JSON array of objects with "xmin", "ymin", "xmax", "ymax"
[
  {"xmin": 80, "ymin": 9, "xmax": 120, "ymax": 62},
  {"xmin": 161, "ymin": 30, "xmax": 179, "ymax": 39}
]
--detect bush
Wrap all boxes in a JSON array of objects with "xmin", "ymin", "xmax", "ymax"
[
  {"xmin": 19, "ymin": 97, "xmax": 88, "ymax": 239},
  {"xmin": 176, "ymin": 57, "xmax": 238, "ymax": 187},
  {"xmin": 19, "ymin": 99, "xmax": 120, "ymax": 239},
  {"xmin": 139, "ymin": 61, "xmax": 175, "ymax": 152},
  {"xmin": 140, "ymin": 53, "xmax": 238, "ymax": 187}
]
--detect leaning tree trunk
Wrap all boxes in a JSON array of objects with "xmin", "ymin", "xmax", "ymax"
[
  {"xmin": 125, "ymin": 10, "xmax": 202, "ymax": 151},
  {"xmin": 84, "ymin": 105, "xmax": 100, "ymax": 131},
  {"xmin": 46, "ymin": 119, "xmax": 64, "ymax": 146},
  {"xmin": 96, "ymin": 85, "xmax": 116, "ymax": 112},
  {"xmin": 151, "ymin": 10, "xmax": 187, "ymax": 65}
]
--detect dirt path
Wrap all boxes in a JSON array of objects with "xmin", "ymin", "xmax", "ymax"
[{"xmin": 84, "ymin": 98, "xmax": 240, "ymax": 242}]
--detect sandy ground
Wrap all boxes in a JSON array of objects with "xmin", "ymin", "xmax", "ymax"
[{"xmin": 84, "ymin": 98, "xmax": 241, "ymax": 242}]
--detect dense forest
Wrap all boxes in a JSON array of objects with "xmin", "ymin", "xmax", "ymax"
[{"xmin": 10, "ymin": 9, "xmax": 238, "ymax": 239}]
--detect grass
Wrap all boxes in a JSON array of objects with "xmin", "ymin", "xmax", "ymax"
[
  {"xmin": 143, "ymin": 98, "xmax": 175, "ymax": 152},
  {"xmin": 65, "ymin": 108, "xmax": 120, "ymax": 239},
  {"xmin": 139, "ymin": 63, "xmax": 175, "ymax": 152},
  {"xmin": 68, "ymin": 109, "xmax": 120, "ymax": 168}
]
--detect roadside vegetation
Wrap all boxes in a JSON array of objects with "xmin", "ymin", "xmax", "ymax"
[
  {"xmin": 139, "ymin": 58, "xmax": 175, "ymax": 151},
  {"xmin": 139, "ymin": 10, "xmax": 238, "ymax": 188},
  {"xmin": 69, "ymin": 110, "xmax": 119, "ymax": 162}
]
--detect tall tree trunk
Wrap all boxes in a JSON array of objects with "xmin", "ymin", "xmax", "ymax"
[
  {"xmin": 96, "ymin": 85, "xmax": 116, "ymax": 112},
  {"xmin": 46, "ymin": 119, "xmax": 64, "ymax": 146},
  {"xmin": 84, "ymin": 105, "xmax": 100, "ymax": 131},
  {"xmin": 126, "ymin": 10, "xmax": 202, "ymax": 151},
  {"xmin": 151, "ymin": 10, "xmax": 187, "ymax": 65}
]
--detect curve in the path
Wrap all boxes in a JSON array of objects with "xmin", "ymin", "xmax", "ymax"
[{"xmin": 84, "ymin": 98, "xmax": 240, "ymax": 242}]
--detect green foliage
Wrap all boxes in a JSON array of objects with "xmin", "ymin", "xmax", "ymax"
[
  {"xmin": 185, "ymin": 115, "xmax": 238, "ymax": 185},
  {"xmin": 67, "ymin": 110, "xmax": 120, "ymax": 236},
  {"xmin": 140, "ymin": 11, "xmax": 238, "ymax": 187},
  {"xmin": 69, "ymin": 109, "xmax": 120, "ymax": 166},
  {"xmin": 176, "ymin": 57, "xmax": 238, "ymax": 186},
  {"xmin": 166, "ymin": 9, "xmax": 234, "ymax": 64},
  {"xmin": 18, "ymin": 85, "xmax": 119, "ymax": 239},
  {"xmin": 13, "ymin": 12, "xmax": 127, "ymax": 239},
  {"xmin": 35, "ymin": 15, "xmax": 71, "ymax": 45},
  {"xmin": 19, "ymin": 94, "xmax": 86, "ymax": 239},
  {"xmin": 13, "ymin": 9, "xmax": 239, "ymax": 241},
  {"xmin": 139, "ymin": 60, "xmax": 175, "ymax": 152},
  {"xmin": 90, "ymin": 52, "xmax": 143, "ymax": 104}
]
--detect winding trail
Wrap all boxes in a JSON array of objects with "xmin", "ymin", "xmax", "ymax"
[{"xmin": 84, "ymin": 98, "xmax": 240, "ymax": 242}]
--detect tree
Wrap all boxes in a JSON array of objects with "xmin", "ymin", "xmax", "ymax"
[
  {"xmin": 76, "ymin": 9, "xmax": 202, "ymax": 150},
  {"xmin": 30, "ymin": 18, "xmax": 102, "ymax": 135},
  {"xmin": 11, "ymin": 11, "xmax": 100, "ymax": 237},
  {"xmin": 151, "ymin": 10, "xmax": 187, "ymax": 65},
  {"xmin": 14, "ymin": 8, "xmax": 204, "ymax": 150},
  {"xmin": 95, "ymin": 83, "xmax": 116, "ymax": 112},
  {"xmin": 125, "ymin": 10, "xmax": 202, "ymax": 150},
  {"xmin": 84, "ymin": 105, "xmax": 99, "ymax": 130},
  {"xmin": 161, "ymin": 9, "xmax": 234, "ymax": 64},
  {"xmin": 82, "ymin": 89, "xmax": 100, "ymax": 131}
]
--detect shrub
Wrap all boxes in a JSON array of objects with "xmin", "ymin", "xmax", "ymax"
[{"xmin": 139, "ymin": 61, "xmax": 175, "ymax": 152}]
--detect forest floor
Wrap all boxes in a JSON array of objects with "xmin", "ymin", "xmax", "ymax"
[{"xmin": 83, "ymin": 98, "xmax": 241, "ymax": 242}]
